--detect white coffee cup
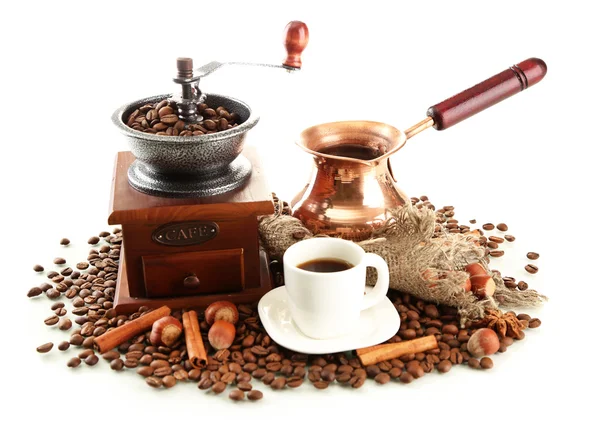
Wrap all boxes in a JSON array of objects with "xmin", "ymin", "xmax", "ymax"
[{"xmin": 282, "ymin": 238, "xmax": 389, "ymax": 339}]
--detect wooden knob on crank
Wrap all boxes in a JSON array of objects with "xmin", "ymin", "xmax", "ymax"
[
  {"xmin": 183, "ymin": 275, "xmax": 200, "ymax": 289},
  {"xmin": 282, "ymin": 21, "xmax": 309, "ymax": 69}
]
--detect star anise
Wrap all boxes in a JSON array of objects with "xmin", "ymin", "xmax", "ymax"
[{"xmin": 471, "ymin": 308, "xmax": 527, "ymax": 339}]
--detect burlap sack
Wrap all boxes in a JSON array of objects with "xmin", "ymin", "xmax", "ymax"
[{"xmin": 259, "ymin": 204, "xmax": 546, "ymax": 325}]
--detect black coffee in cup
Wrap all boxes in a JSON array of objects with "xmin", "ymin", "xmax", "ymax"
[{"xmin": 297, "ymin": 258, "xmax": 354, "ymax": 273}]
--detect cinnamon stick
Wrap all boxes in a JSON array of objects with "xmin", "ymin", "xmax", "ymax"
[
  {"xmin": 356, "ymin": 335, "xmax": 438, "ymax": 366},
  {"xmin": 182, "ymin": 310, "xmax": 207, "ymax": 369},
  {"xmin": 94, "ymin": 306, "xmax": 171, "ymax": 354}
]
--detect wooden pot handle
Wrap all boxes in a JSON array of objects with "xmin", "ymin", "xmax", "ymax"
[{"xmin": 426, "ymin": 58, "xmax": 547, "ymax": 130}]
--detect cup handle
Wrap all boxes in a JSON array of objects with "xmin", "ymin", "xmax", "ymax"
[{"xmin": 361, "ymin": 253, "xmax": 389, "ymax": 310}]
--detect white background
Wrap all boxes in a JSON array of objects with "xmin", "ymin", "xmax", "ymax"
[{"xmin": 1, "ymin": 0, "xmax": 598, "ymax": 435}]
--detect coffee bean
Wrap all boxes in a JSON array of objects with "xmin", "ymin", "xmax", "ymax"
[
  {"xmin": 101, "ymin": 351, "xmax": 120, "ymax": 361},
  {"xmin": 37, "ymin": 342, "xmax": 53, "ymax": 353},
  {"xmin": 247, "ymin": 390, "xmax": 263, "ymax": 401},
  {"xmin": 487, "ymin": 241, "xmax": 499, "ymax": 249},
  {"xmin": 173, "ymin": 369, "xmax": 189, "ymax": 381},
  {"xmin": 76, "ymin": 262, "xmax": 89, "ymax": 270},
  {"xmin": 528, "ymin": 318, "xmax": 542, "ymax": 328},
  {"xmin": 188, "ymin": 368, "xmax": 201, "ymax": 381},
  {"xmin": 221, "ymin": 372, "xmax": 236, "ymax": 384},
  {"xmin": 197, "ymin": 377, "xmax": 213, "ymax": 390},
  {"xmin": 146, "ymin": 376, "xmax": 162, "ymax": 388},
  {"xmin": 489, "ymin": 236, "xmax": 504, "ymax": 243},
  {"xmin": 87, "ymin": 236, "xmax": 100, "ymax": 245},
  {"xmin": 203, "ymin": 119, "xmax": 217, "ymax": 130},
  {"xmin": 52, "ymin": 301, "xmax": 65, "ymax": 310},
  {"xmin": 67, "ymin": 357, "xmax": 81, "ymax": 368},
  {"xmin": 107, "ymin": 358, "xmax": 123, "ymax": 371},
  {"xmin": 399, "ymin": 372, "xmax": 414, "ymax": 383},
  {"xmin": 505, "ymin": 235, "xmax": 516, "ymax": 242},
  {"xmin": 226, "ymin": 389, "xmax": 244, "ymax": 401},
  {"xmin": 44, "ymin": 315, "xmax": 59, "ymax": 326},
  {"xmin": 212, "ymin": 381, "xmax": 226, "ymax": 394},
  {"xmin": 527, "ymin": 252, "xmax": 540, "ymax": 260},
  {"xmin": 27, "ymin": 287, "xmax": 43, "ymax": 298},
  {"xmin": 496, "ymin": 223, "xmax": 508, "ymax": 231},
  {"xmin": 58, "ymin": 318, "xmax": 72, "ymax": 330},
  {"xmin": 437, "ymin": 360, "xmax": 452, "ymax": 373},
  {"xmin": 313, "ymin": 381, "xmax": 329, "ymax": 389},
  {"xmin": 490, "ymin": 250, "xmax": 505, "ymax": 257},
  {"xmin": 375, "ymin": 373, "xmax": 391, "ymax": 384},
  {"xmin": 271, "ymin": 376, "xmax": 287, "ymax": 389},
  {"xmin": 480, "ymin": 357, "xmax": 494, "ymax": 369},
  {"xmin": 517, "ymin": 281, "xmax": 528, "ymax": 290},
  {"xmin": 85, "ymin": 354, "xmax": 99, "ymax": 366},
  {"xmin": 441, "ymin": 324, "xmax": 458, "ymax": 335},
  {"xmin": 468, "ymin": 358, "xmax": 480, "ymax": 369},
  {"xmin": 407, "ymin": 363, "xmax": 424, "ymax": 379},
  {"xmin": 261, "ymin": 372, "xmax": 275, "ymax": 385},
  {"xmin": 162, "ymin": 375, "xmax": 177, "ymax": 388},
  {"xmin": 482, "ymin": 223, "xmax": 495, "ymax": 231},
  {"xmin": 60, "ymin": 238, "xmax": 70, "ymax": 245},
  {"xmin": 54, "ymin": 257, "xmax": 66, "ymax": 265},
  {"xmin": 82, "ymin": 337, "xmax": 95, "ymax": 348},
  {"xmin": 33, "ymin": 264, "xmax": 44, "ymax": 272},
  {"xmin": 56, "ymin": 341, "xmax": 70, "ymax": 351},
  {"xmin": 69, "ymin": 334, "xmax": 84, "ymax": 346},
  {"xmin": 525, "ymin": 264, "xmax": 539, "ymax": 274},
  {"xmin": 252, "ymin": 368, "xmax": 267, "ymax": 379}
]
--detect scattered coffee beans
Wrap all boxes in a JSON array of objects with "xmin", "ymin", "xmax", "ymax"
[{"xmin": 27, "ymin": 209, "xmax": 543, "ymax": 403}]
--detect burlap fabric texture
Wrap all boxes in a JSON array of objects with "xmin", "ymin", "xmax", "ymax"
[{"xmin": 258, "ymin": 204, "xmax": 547, "ymax": 325}]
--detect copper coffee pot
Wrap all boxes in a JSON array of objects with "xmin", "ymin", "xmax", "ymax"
[{"xmin": 290, "ymin": 58, "xmax": 547, "ymax": 240}]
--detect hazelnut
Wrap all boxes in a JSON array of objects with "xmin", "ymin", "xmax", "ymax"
[
  {"xmin": 465, "ymin": 263, "xmax": 487, "ymax": 277},
  {"xmin": 469, "ymin": 275, "xmax": 496, "ymax": 299},
  {"xmin": 205, "ymin": 301, "xmax": 239, "ymax": 325},
  {"xmin": 150, "ymin": 316, "xmax": 182, "ymax": 347},
  {"xmin": 208, "ymin": 320, "xmax": 236, "ymax": 350},
  {"xmin": 467, "ymin": 328, "xmax": 500, "ymax": 357}
]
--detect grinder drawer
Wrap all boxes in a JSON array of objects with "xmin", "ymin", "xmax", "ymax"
[{"xmin": 142, "ymin": 248, "xmax": 245, "ymax": 298}]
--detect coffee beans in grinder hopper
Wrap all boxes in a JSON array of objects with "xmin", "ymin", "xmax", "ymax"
[
  {"xmin": 26, "ymin": 196, "xmax": 542, "ymax": 401},
  {"xmin": 126, "ymin": 100, "xmax": 240, "ymax": 136}
]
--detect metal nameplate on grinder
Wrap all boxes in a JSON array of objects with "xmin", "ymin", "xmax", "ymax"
[{"xmin": 152, "ymin": 221, "xmax": 219, "ymax": 246}]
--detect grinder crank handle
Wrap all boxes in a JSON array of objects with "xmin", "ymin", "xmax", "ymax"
[
  {"xmin": 426, "ymin": 58, "xmax": 547, "ymax": 130},
  {"xmin": 194, "ymin": 21, "xmax": 309, "ymax": 78}
]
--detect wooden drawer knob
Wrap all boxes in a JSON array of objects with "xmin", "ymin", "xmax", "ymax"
[{"xmin": 183, "ymin": 275, "xmax": 200, "ymax": 289}]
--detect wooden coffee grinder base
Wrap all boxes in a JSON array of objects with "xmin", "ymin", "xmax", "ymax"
[{"xmin": 108, "ymin": 148, "xmax": 275, "ymax": 315}]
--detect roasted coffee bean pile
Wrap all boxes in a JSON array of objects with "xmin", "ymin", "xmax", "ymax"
[
  {"xmin": 28, "ymin": 196, "xmax": 542, "ymax": 402},
  {"xmin": 126, "ymin": 100, "xmax": 239, "ymax": 136}
]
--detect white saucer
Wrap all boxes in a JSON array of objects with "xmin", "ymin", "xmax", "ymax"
[{"xmin": 257, "ymin": 285, "xmax": 400, "ymax": 354}]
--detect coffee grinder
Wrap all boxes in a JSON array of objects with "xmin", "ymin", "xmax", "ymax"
[{"xmin": 109, "ymin": 21, "xmax": 309, "ymax": 314}]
